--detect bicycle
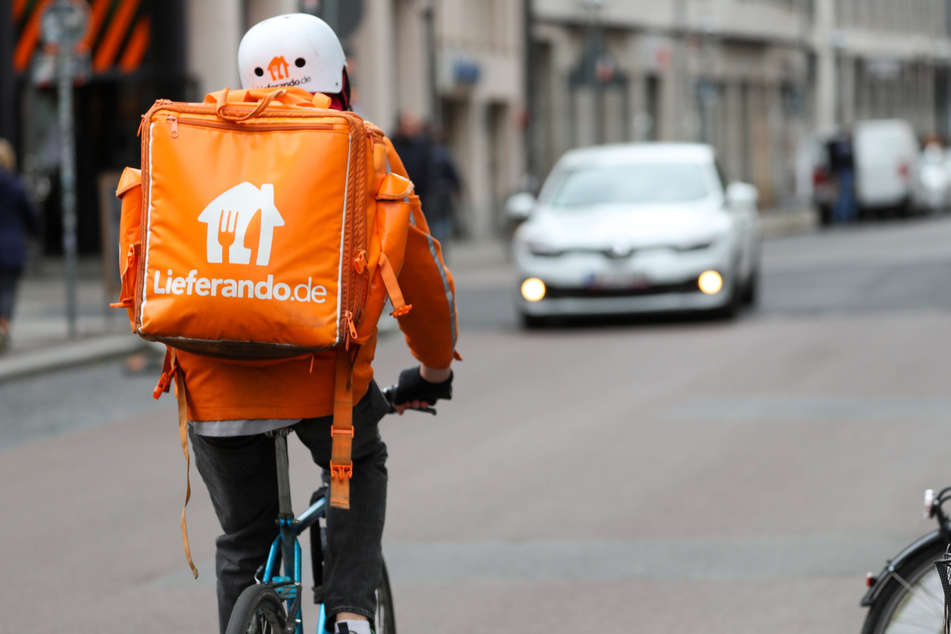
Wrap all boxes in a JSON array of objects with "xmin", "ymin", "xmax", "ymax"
[
  {"xmin": 861, "ymin": 486, "xmax": 951, "ymax": 633},
  {"xmin": 225, "ymin": 386, "xmax": 429, "ymax": 634}
]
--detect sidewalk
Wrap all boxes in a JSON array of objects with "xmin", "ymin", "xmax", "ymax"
[{"xmin": 0, "ymin": 206, "xmax": 816, "ymax": 382}]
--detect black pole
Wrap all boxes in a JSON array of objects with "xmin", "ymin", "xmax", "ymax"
[
  {"xmin": 423, "ymin": 4, "xmax": 440, "ymax": 131},
  {"xmin": 0, "ymin": 0, "xmax": 17, "ymax": 144},
  {"xmin": 524, "ymin": 0, "xmax": 538, "ymax": 183}
]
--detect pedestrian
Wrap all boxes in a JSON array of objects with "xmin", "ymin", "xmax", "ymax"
[
  {"xmin": 176, "ymin": 15, "xmax": 458, "ymax": 634},
  {"xmin": 429, "ymin": 128, "xmax": 464, "ymax": 250},
  {"xmin": 391, "ymin": 112, "xmax": 437, "ymax": 223},
  {"xmin": 829, "ymin": 127, "xmax": 857, "ymax": 224},
  {"xmin": 0, "ymin": 138, "xmax": 38, "ymax": 352}
]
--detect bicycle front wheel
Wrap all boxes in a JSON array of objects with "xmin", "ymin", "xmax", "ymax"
[
  {"xmin": 226, "ymin": 584, "xmax": 288, "ymax": 634},
  {"xmin": 375, "ymin": 560, "xmax": 397, "ymax": 634},
  {"xmin": 862, "ymin": 540, "xmax": 948, "ymax": 633}
]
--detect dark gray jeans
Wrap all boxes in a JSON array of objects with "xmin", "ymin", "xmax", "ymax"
[
  {"xmin": 190, "ymin": 382, "xmax": 390, "ymax": 634},
  {"xmin": 0, "ymin": 267, "xmax": 22, "ymax": 322}
]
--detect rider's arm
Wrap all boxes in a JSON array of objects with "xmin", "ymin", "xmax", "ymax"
[
  {"xmin": 389, "ymin": 205, "xmax": 458, "ymax": 413},
  {"xmin": 394, "ymin": 216, "xmax": 459, "ymax": 370}
]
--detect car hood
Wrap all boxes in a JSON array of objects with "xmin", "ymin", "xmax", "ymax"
[{"xmin": 516, "ymin": 202, "xmax": 731, "ymax": 250}]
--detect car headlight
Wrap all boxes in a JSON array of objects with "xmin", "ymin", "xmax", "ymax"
[
  {"xmin": 526, "ymin": 240, "xmax": 563, "ymax": 257},
  {"xmin": 521, "ymin": 278, "xmax": 546, "ymax": 301},
  {"xmin": 698, "ymin": 270, "xmax": 723, "ymax": 294}
]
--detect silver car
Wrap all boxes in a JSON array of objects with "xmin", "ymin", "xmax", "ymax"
[{"xmin": 508, "ymin": 143, "xmax": 761, "ymax": 326}]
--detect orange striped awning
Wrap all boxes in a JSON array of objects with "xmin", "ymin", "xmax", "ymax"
[{"xmin": 13, "ymin": 0, "xmax": 151, "ymax": 74}]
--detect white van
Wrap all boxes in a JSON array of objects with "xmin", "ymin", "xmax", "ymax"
[{"xmin": 853, "ymin": 119, "xmax": 920, "ymax": 216}]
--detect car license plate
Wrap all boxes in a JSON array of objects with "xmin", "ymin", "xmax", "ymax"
[{"xmin": 585, "ymin": 272, "xmax": 650, "ymax": 289}]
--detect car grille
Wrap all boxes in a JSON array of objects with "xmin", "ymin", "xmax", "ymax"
[{"xmin": 544, "ymin": 279, "xmax": 701, "ymax": 299}]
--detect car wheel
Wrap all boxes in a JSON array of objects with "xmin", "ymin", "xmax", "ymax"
[
  {"xmin": 742, "ymin": 267, "xmax": 759, "ymax": 306},
  {"xmin": 712, "ymin": 275, "xmax": 743, "ymax": 319},
  {"xmin": 897, "ymin": 196, "xmax": 913, "ymax": 218},
  {"xmin": 519, "ymin": 312, "xmax": 549, "ymax": 329}
]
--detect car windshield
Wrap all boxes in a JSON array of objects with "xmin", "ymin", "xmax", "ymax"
[{"xmin": 547, "ymin": 162, "xmax": 711, "ymax": 207}]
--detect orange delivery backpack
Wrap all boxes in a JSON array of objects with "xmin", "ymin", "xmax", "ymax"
[{"xmin": 111, "ymin": 86, "xmax": 419, "ymax": 533}]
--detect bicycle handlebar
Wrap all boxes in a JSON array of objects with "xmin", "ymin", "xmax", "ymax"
[{"xmin": 381, "ymin": 384, "xmax": 437, "ymax": 415}]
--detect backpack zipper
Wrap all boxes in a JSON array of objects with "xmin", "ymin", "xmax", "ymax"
[
  {"xmin": 344, "ymin": 116, "xmax": 369, "ymax": 333},
  {"xmin": 164, "ymin": 114, "xmax": 338, "ymax": 137}
]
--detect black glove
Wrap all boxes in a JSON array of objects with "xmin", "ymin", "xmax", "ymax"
[{"xmin": 391, "ymin": 366, "xmax": 453, "ymax": 405}]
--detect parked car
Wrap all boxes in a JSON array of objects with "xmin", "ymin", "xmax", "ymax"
[
  {"xmin": 853, "ymin": 119, "xmax": 920, "ymax": 217},
  {"xmin": 799, "ymin": 119, "xmax": 921, "ymax": 222},
  {"xmin": 507, "ymin": 143, "xmax": 761, "ymax": 327},
  {"xmin": 912, "ymin": 143, "xmax": 951, "ymax": 213}
]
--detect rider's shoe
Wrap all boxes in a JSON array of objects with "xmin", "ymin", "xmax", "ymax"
[{"xmin": 334, "ymin": 621, "xmax": 372, "ymax": 634}]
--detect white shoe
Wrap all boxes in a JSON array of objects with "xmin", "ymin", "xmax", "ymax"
[{"xmin": 335, "ymin": 621, "xmax": 372, "ymax": 634}]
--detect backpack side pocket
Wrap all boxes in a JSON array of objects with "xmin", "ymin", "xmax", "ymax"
[
  {"xmin": 353, "ymin": 173, "xmax": 413, "ymax": 343},
  {"xmin": 109, "ymin": 167, "xmax": 142, "ymax": 329}
]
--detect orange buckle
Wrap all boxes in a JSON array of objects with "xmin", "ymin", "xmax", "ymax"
[
  {"xmin": 153, "ymin": 372, "xmax": 172, "ymax": 399},
  {"xmin": 390, "ymin": 304, "xmax": 413, "ymax": 318},
  {"xmin": 330, "ymin": 427, "xmax": 354, "ymax": 438},
  {"xmin": 330, "ymin": 461, "xmax": 353, "ymax": 479}
]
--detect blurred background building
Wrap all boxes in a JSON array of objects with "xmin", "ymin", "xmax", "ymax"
[
  {"xmin": 528, "ymin": 0, "xmax": 951, "ymax": 209},
  {"xmin": 1, "ymin": 0, "xmax": 950, "ymax": 260}
]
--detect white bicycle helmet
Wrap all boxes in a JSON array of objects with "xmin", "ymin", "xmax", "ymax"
[{"xmin": 238, "ymin": 13, "xmax": 346, "ymax": 94}]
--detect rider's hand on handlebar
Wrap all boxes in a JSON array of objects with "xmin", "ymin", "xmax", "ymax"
[
  {"xmin": 390, "ymin": 365, "xmax": 452, "ymax": 415},
  {"xmin": 393, "ymin": 399, "xmax": 431, "ymax": 415}
]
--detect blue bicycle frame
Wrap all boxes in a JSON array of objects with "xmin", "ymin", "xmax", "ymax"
[
  {"xmin": 259, "ymin": 428, "xmax": 329, "ymax": 634},
  {"xmin": 249, "ymin": 394, "xmax": 406, "ymax": 634}
]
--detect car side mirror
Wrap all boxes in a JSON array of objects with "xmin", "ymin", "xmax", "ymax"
[
  {"xmin": 726, "ymin": 182, "xmax": 759, "ymax": 208},
  {"xmin": 505, "ymin": 192, "xmax": 536, "ymax": 222}
]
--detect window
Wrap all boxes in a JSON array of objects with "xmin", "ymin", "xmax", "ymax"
[{"xmin": 546, "ymin": 163, "xmax": 711, "ymax": 207}]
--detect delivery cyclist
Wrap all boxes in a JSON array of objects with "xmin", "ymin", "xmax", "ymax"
[{"xmin": 184, "ymin": 14, "xmax": 458, "ymax": 634}]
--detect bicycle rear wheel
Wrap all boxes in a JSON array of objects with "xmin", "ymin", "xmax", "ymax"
[
  {"xmin": 226, "ymin": 584, "xmax": 288, "ymax": 634},
  {"xmin": 375, "ymin": 560, "xmax": 397, "ymax": 634},
  {"xmin": 862, "ymin": 540, "xmax": 947, "ymax": 633}
]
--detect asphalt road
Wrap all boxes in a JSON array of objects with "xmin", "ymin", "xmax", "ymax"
[{"xmin": 4, "ymin": 215, "xmax": 951, "ymax": 632}]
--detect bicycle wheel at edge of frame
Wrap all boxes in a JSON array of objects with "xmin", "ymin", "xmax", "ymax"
[
  {"xmin": 861, "ymin": 539, "xmax": 950, "ymax": 634},
  {"xmin": 225, "ymin": 583, "xmax": 288, "ymax": 634},
  {"xmin": 375, "ymin": 560, "xmax": 396, "ymax": 634}
]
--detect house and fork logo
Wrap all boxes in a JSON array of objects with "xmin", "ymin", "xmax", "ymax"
[
  {"xmin": 150, "ymin": 182, "xmax": 328, "ymax": 304},
  {"xmin": 197, "ymin": 182, "xmax": 285, "ymax": 266}
]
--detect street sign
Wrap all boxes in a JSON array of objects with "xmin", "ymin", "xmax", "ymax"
[{"xmin": 40, "ymin": 0, "xmax": 90, "ymax": 49}]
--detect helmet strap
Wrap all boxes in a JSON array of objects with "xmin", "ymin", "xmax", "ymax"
[{"xmin": 340, "ymin": 68, "xmax": 352, "ymax": 111}]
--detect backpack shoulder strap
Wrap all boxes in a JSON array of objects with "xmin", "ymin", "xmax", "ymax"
[{"xmin": 329, "ymin": 346, "xmax": 355, "ymax": 509}]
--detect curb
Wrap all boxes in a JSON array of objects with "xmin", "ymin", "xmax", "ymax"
[
  {"xmin": 759, "ymin": 207, "xmax": 818, "ymax": 239},
  {"xmin": 0, "ymin": 334, "xmax": 145, "ymax": 384}
]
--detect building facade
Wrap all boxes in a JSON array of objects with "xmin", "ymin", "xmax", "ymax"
[
  {"xmin": 3, "ymin": 0, "xmax": 951, "ymax": 258},
  {"xmin": 528, "ymin": 0, "xmax": 951, "ymax": 208}
]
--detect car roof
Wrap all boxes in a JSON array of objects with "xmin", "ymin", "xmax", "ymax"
[{"xmin": 556, "ymin": 143, "xmax": 715, "ymax": 168}]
